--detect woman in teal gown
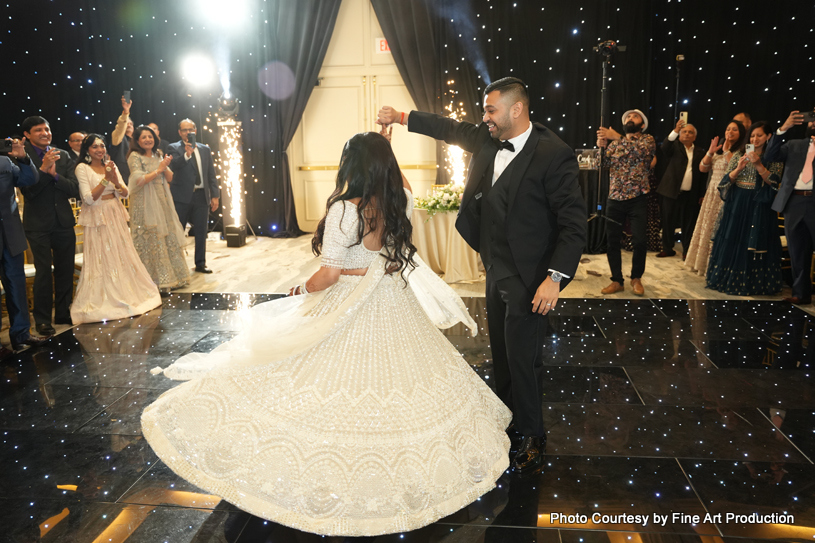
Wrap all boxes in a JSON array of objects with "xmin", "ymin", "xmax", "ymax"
[{"xmin": 706, "ymin": 122, "xmax": 784, "ymax": 295}]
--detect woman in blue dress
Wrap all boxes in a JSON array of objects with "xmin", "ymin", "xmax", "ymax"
[{"xmin": 706, "ymin": 122, "xmax": 784, "ymax": 295}]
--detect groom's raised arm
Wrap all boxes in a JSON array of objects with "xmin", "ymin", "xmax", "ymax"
[{"xmin": 378, "ymin": 107, "xmax": 484, "ymax": 154}]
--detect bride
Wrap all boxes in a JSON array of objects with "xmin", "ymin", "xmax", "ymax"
[{"xmin": 141, "ymin": 131, "xmax": 511, "ymax": 537}]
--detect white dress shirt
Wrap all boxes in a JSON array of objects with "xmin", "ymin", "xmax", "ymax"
[
  {"xmin": 493, "ymin": 122, "xmax": 532, "ymax": 185},
  {"xmin": 668, "ymin": 131, "xmax": 694, "ymax": 192}
]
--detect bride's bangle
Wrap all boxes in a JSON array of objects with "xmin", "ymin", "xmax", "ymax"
[{"xmin": 299, "ymin": 282, "xmax": 309, "ymax": 294}]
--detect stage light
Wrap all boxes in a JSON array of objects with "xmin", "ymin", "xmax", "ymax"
[
  {"xmin": 194, "ymin": 0, "xmax": 250, "ymax": 30},
  {"xmin": 181, "ymin": 54, "xmax": 216, "ymax": 88}
]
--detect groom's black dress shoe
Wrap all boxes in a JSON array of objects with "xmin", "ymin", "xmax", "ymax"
[
  {"xmin": 36, "ymin": 323, "xmax": 56, "ymax": 336},
  {"xmin": 195, "ymin": 266, "xmax": 213, "ymax": 274},
  {"xmin": 11, "ymin": 335, "xmax": 49, "ymax": 352},
  {"xmin": 511, "ymin": 435, "xmax": 546, "ymax": 475}
]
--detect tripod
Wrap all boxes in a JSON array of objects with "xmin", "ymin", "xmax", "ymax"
[{"xmin": 590, "ymin": 40, "xmax": 625, "ymax": 227}]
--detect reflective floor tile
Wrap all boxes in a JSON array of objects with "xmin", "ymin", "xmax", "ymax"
[
  {"xmin": 541, "ymin": 367, "xmax": 642, "ymax": 404},
  {"xmin": 0, "ymin": 384, "xmax": 129, "ymax": 432},
  {"xmin": 542, "ymin": 338, "xmax": 712, "ymax": 368},
  {"xmin": 0, "ymin": 430, "xmax": 156, "ymax": 501},
  {"xmin": 594, "ymin": 316, "xmax": 767, "ymax": 341},
  {"xmin": 154, "ymin": 309, "xmax": 246, "ymax": 332},
  {"xmin": 763, "ymin": 408, "xmax": 815, "ymax": 462},
  {"xmin": 48, "ymin": 354, "xmax": 179, "ymax": 390},
  {"xmin": 653, "ymin": 299, "xmax": 801, "ymax": 320},
  {"xmin": 76, "ymin": 388, "xmax": 165, "ymax": 435},
  {"xmin": 680, "ymin": 458, "xmax": 815, "ymax": 538},
  {"xmin": 547, "ymin": 315, "xmax": 604, "ymax": 338},
  {"xmin": 542, "ymin": 404, "xmax": 808, "ymax": 461},
  {"xmin": 557, "ymin": 298, "xmax": 664, "ymax": 317},
  {"xmin": 626, "ymin": 368, "xmax": 815, "ymax": 408},
  {"xmin": 482, "ymin": 456, "xmax": 716, "ymax": 535},
  {"xmin": 0, "ymin": 499, "xmax": 249, "ymax": 543},
  {"xmin": 695, "ymin": 339, "xmax": 806, "ymax": 370},
  {"xmin": 118, "ymin": 460, "xmax": 236, "ymax": 510},
  {"xmin": 161, "ymin": 292, "xmax": 283, "ymax": 311}
]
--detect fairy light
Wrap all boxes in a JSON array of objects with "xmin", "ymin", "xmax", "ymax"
[{"xmin": 444, "ymin": 79, "xmax": 467, "ymax": 188}]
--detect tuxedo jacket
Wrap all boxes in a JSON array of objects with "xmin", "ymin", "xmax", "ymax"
[
  {"xmin": 408, "ymin": 111, "xmax": 586, "ymax": 290},
  {"xmin": 768, "ymin": 134, "xmax": 815, "ymax": 213},
  {"xmin": 656, "ymin": 137, "xmax": 707, "ymax": 201},
  {"xmin": 0, "ymin": 155, "xmax": 38, "ymax": 256},
  {"xmin": 21, "ymin": 142, "xmax": 80, "ymax": 231},
  {"xmin": 167, "ymin": 141, "xmax": 220, "ymax": 205}
]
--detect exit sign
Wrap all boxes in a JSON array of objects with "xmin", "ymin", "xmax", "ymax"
[{"xmin": 376, "ymin": 38, "xmax": 390, "ymax": 54}]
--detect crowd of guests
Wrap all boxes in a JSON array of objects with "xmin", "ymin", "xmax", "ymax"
[
  {"xmin": 0, "ymin": 96, "xmax": 220, "ymax": 357},
  {"xmin": 599, "ymin": 108, "xmax": 815, "ymax": 303}
]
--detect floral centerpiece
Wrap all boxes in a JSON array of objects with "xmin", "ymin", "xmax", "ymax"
[{"xmin": 415, "ymin": 184, "xmax": 464, "ymax": 217}]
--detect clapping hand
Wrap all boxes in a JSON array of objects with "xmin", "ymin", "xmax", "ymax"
[
  {"xmin": 104, "ymin": 160, "xmax": 119, "ymax": 186},
  {"xmin": 158, "ymin": 154, "xmax": 172, "ymax": 172},
  {"xmin": 707, "ymin": 136, "xmax": 722, "ymax": 155},
  {"xmin": 40, "ymin": 147, "xmax": 60, "ymax": 177}
]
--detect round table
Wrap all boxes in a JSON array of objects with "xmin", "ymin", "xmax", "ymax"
[{"xmin": 411, "ymin": 208, "xmax": 482, "ymax": 283}]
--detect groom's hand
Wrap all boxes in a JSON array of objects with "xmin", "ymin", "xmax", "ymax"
[{"xmin": 377, "ymin": 106, "xmax": 403, "ymax": 126}]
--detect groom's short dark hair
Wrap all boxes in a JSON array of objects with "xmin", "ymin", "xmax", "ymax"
[{"xmin": 484, "ymin": 77, "xmax": 529, "ymax": 108}]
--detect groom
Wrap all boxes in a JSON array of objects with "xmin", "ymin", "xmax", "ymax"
[{"xmin": 378, "ymin": 77, "xmax": 586, "ymax": 474}]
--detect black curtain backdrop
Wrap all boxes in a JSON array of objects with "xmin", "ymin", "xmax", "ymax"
[
  {"xmin": 373, "ymin": 0, "xmax": 815, "ymax": 151},
  {"xmin": 0, "ymin": 0, "xmax": 340, "ymax": 237},
  {"xmin": 2, "ymin": 1, "xmax": 814, "ymax": 236}
]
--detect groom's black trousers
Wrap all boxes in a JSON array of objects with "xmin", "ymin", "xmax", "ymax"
[{"xmin": 485, "ymin": 271, "xmax": 547, "ymax": 437}]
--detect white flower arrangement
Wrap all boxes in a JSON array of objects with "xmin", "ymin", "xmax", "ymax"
[{"xmin": 415, "ymin": 184, "xmax": 464, "ymax": 217}]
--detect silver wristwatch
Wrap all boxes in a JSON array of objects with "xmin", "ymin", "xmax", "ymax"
[{"xmin": 549, "ymin": 271, "xmax": 563, "ymax": 283}]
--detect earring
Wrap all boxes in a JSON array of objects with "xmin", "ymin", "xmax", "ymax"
[{"xmin": 84, "ymin": 155, "xmax": 92, "ymax": 163}]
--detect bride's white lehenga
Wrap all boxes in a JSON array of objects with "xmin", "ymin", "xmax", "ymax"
[{"xmin": 141, "ymin": 190, "xmax": 512, "ymax": 536}]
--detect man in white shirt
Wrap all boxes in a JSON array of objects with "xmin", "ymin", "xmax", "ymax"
[{"xmin": 656, "ymin": 119, "xmax": 707, "ymax": 259}]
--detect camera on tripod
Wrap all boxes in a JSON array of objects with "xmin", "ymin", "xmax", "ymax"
[{"xmin": 593, "ymin": 40, "xmax": 624, "ymax": 57}]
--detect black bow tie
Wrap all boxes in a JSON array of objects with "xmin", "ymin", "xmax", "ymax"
[{"xmin": 500, "ymin": 140, "xmax": 515, "ymax": 152}]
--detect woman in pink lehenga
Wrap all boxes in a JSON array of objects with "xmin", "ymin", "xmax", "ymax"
[
  {"xmin": 683, "ymin": 120, "xmax": 746, "ymax": 275},
  {"xmin": 71, "ymin": 134, "xmax": 161, "ymax": 324}
]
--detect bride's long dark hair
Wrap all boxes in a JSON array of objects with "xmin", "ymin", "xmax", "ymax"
[{"xmin": 312, "ymin": 132, "xmax": 416, "ymax": 279}]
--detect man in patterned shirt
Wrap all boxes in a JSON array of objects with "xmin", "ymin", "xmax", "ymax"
[{"xmin": 596, "ymin": 109, "xmax": 656, "ymax": 296}]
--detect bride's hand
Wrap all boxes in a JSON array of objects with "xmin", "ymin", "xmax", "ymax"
[{"xmin": 379, "ymin": 123, "xmax": 393, "ymax": 143}]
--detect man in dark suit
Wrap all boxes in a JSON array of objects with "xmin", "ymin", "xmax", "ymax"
[
  {"xmin": 656, "ymin": 120, "xmax": 707, "ymax": 258},
  {"xmin": 21, "ymin": 116, "xmax": 80, "ymax": 336},
  {"xmin": 0, "ymin": 137, "xmax": 49, "ymax": 356},
  {"xmin": 377, "ymin": 77, "xmax": 587, "ymax": 474},
  {"xmin": 168, "ymin": 119, "xmax": 220, "ymax": 274},
  {"xmin": 768, "ymin": 110, "xmax": 815, "ymax": 304},
  {"xmin": 66, "ymin": 132, "xmax": 85, "ymax": 162}
]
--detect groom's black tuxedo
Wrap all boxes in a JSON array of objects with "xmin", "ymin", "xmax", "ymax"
[{"xmin": 408, "ymin": 111, "xmax": 586, "ymax": 437}]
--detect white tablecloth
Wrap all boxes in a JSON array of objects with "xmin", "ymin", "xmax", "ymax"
[{"xmin": 411, "ymin": 208, "xmax": 483, "ymax": 283}]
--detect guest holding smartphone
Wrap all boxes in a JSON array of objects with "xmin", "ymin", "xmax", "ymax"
[
  {"xmin": 72, "ymin": 134, "xmax": 161, "ymax": 324},
  {"xmin": 706, "ymin": 122, "xmax": 783, "ymax": 295}
]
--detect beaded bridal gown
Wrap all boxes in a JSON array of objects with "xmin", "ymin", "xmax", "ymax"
[{"xmin": 141, "ymin": 190, "xmax": 512, "ymax": 536}]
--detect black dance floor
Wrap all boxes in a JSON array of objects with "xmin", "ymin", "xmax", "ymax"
[{"xmin": 1, "ymin": 294, "xmax": 813, "ymax": 542}]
